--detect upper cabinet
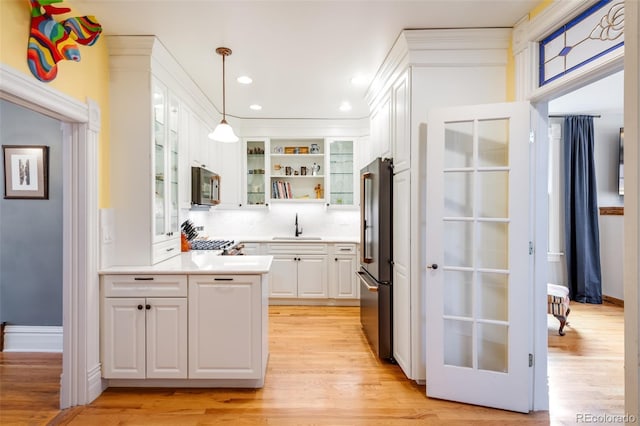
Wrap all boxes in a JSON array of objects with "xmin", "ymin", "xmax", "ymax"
[
  {"xmin": 392, "ymin": 70, "xmax": 411, "ymax": 173},
  {"xmin": 107, "ymin": 35, "xmax": 220, "ymax": 265},
  {"xmin": 152, "ymin": 80, "xmax": 180, "ymax": 244},
  {"xmin": 217, "ymin": 141, "xmax": 242, "ymax": 208},
  {"xmin": 243, "ymin": 138, "xmax": 269, "ymax": 207},
  {"xmin": 326, "ymin": 138, "xmax": 357, "ymax": 207}
]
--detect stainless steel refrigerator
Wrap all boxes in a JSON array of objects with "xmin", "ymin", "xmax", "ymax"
[{"xmin": 356, "ymin": 157, "xmax": 393, "ymax": 361}]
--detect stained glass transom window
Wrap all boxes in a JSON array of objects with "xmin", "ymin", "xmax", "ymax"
[{"xmin": 539, "ymin": 0, "xmax": 624, "ymax": 86}]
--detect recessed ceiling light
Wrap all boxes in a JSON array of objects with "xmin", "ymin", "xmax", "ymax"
[
  {"xmin": 339, "ymin": 102, "xmax": 352, "ymax": 112},
  {"xmin": 249, "ymin": 104, "xmax": 262, "ymax": 111},
  {"xmin": 350, "ymin": 75, "xmax": 369, "ymax": 86},
  {"xmin": 237, "ymin": 76, "xmax": 253, "ymax": 84}
]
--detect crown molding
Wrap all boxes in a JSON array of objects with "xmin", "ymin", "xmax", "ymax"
[{"xmin": 365, "ymin": 28, "xmax": 511, "ymax": 108}]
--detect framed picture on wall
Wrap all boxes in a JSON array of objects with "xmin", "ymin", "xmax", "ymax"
[{"xmin": 2, "ymin": 145, "xmax": 49, "ymax": 199}]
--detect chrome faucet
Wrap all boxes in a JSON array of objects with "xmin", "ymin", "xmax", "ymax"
[{"xmin": 295, "ymin": 213, "xmax": 303, "ymax": 237}]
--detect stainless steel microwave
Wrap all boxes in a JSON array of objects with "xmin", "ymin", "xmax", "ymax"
[{"xmin": 191, "ymin": 166, "xmax": 220, "ymax": 206}]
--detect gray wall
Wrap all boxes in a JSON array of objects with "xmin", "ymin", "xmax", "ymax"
[{"xmin": 0, "ymin": 100, "xmax": 63, "ymax": 326}]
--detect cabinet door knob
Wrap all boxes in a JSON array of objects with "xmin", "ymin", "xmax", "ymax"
[
  {"xmin": 427, "ymin": 264, "xmax": 438, "ymax": 270},
  {"xmin": 145, "ymin": 304, "xmax": 151, "ymax": 310},
  {"xmin": 335, "ymin": 258, "xmax": 338, "ymax": 261},
  {"xmin": 137, "ymin": 304, "xmax": 143, "ymax": 310}
]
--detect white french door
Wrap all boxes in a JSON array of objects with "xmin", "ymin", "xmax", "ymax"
[{"xmin": 425, "ymin": 102, "xmax": 532, "ymax": 413}]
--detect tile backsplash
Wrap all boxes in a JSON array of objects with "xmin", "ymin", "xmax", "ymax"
[{"xmin": 186, "ymin": 204, "xmax": 359, "ymax": 240}]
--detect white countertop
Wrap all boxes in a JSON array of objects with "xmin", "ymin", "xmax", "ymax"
[{"xmin": 100, "ymin": 252, "xmax": 273, "ymax": 275}]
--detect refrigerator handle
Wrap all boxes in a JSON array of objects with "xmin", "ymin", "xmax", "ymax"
[
  {"xmin": 356, "ymin": 271, "xmax": 378, "ymax": 293},
  {"xmin": 360, "ymin": 172, "xmax": 373, "ymax": 264}
]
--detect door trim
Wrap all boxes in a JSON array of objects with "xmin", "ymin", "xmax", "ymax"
[{"xmin": 0, "ymin": 64, "xmax": 101, "ymax": 408}]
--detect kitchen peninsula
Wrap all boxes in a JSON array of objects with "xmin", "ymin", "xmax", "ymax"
[{"xmin": 99, "ymin": 253, "xmax": 272, "ymax": 388}]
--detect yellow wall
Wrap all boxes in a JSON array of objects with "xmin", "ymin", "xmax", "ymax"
[
  {"xmin": 0, "ymin": 0, "xmax": 110, "ymax": 207},
  {"xmin": 506, "ymin": 0, "xmax": 554, "ymax": 100},
  {"xmin": 529, "ymin": 0, "xmax": 555, "ymax": 20}
]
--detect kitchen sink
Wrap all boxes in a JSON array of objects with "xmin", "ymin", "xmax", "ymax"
[{"xmin": 272, "ymin": 236, "xmax": 322, "ymax": 241}]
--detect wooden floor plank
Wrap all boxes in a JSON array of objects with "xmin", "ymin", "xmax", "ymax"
[{"xmin": 0, "ymin": 303, "xmax": 624, "ymax": 425}]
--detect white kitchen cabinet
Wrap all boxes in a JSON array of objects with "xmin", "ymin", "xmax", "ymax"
[
  {"xmin": 152, "ymin": 80, "xmax": 181, "ymax": 246},
  {"xmin": 101, "ymin": 275, "xmax": 188, "ymax": 379},
  {"xmin": 392, "ymin": 169, "xmax": 411, "ymax": 375},
  {"xmin": 240, "ymin": 242, "xmax": 263, "ymax": 255},
  {"xmin": 108, "ymin": 37, "xmax": 183, "ymax": 265},
  {"xmin": 392, "ymin": 70, "xmax": 411, "ymax": 173},
  {"xmin": 370, "ymin": 89, "xmax": 392, "ymax": 162},
  {"xmin": 243, "ymin": 138, "xmax": 269, "ymax": 206},
  {"xmin": 179, "ymin": 104, "xmax": 192, "ymax": 211},
  {"xmin": 325, "ymin": 138, "xmax": 357, "ymax": 207},
  {"xmin": 267, "ymin": 243, "xmax": 328, "ymax": 299},
  {"xmin": 188, "ymin": 274, "xmax": 268, "ymax": 379},
  {"xmin": 329, "ymin": 244, "xmax": 358, "ymax": 299},
  {"xmin": 217, "ymin": 141, "xmax": 242, "ymax": 207}
]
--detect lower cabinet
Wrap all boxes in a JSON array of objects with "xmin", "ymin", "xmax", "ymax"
[
  {"xmin": 101, "ymin": 273, "xmax": 268, "ymax": 383},
  {"xmin": 188, "ymin": 274, "xmax": 267, "ymax": 379},
  {"xmin": 269, "ymin": 255, "xmax": 328, "ymax": 298},
  {"xmin": 101, "ymin": 275, "xmax": 188, "ymax": 379},
  {"xmin": 329, "ymin": 243, "xmax": 358, "ymax": 299},
  {"xmin": 267, "ymin": 242, "xmax": 359, "ymax": 302}
]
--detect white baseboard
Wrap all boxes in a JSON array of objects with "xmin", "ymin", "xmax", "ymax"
[
  {"xmin": 87, "ymin": 364, "xmax": 105, "ymax": 403},
  {"xmin": 3, "ymin": 325, "xmax": 63, "ymax": 352}
]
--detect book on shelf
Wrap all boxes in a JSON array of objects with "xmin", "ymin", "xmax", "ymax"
[{"xmin": 272, "ymin": 180, "xmax": 293, "ymax": 199}]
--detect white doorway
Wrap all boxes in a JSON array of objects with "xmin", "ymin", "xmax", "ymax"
[
  {"xmin": 545, "ymin": 69, "xmax": 625, "ymax": 417},
  {"xmin": 0, "ymin": 65, "xmax": 101, "ymax": 408}
]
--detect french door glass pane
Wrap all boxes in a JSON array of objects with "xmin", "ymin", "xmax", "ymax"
[
  {"xmin": 444, "ymin": 319, "xmax": 473, "ymax": 368},
  {"xmin": 444, "ymin": 172, "xmax": 473, "ymax": 217},
  {"xmin": 443, "ymin": 270, "xmax": 473, "ymax": 317},
  {"xmin": 444, "ymin": 121, "xmax": 474, "ymax": 168},
  {"xmin": 478, "ymin": 118, "xmax": 509, "ymax": 167},
  {"xmin": 476, "ymin": 221, "xmax": 508, "ymax": 270},
  {"xmin": 477, "ymin": 323, "xmax": 508, "ymax": 373},
  {"xmin": 477, "ymin": 171, "xmax": 508, "ymax": 218},
  {"xmin": 444, "ymin": 221, "xmax": 473, "ymax": 268},
  {"xmin": 478, "ymin": 272, "xmax": 508, "ymax": 321}
]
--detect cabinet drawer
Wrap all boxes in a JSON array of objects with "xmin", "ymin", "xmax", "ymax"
[
  {"xmin": 152, "ymin": 238, "xmax": 180, "ymax": 264},
  {"xmin": 267, "ymin": 243, "xmax": 328, "ymax": 255},
  {"xmin": 102, "ymin": 275, "xmax": 187, "ymax": 297},
  {"xmin": 332, "ymin": 244, "xmax": 356, "ymax": 255}
]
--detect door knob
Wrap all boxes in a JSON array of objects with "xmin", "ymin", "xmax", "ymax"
[{"xmin": 427, "ymin": 264, "xmax": 438, "ymax": 270}]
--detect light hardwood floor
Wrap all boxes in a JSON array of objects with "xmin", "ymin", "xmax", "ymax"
[{"xmin": 0, "ymin": 302, "xmax": 624, "ymax": 425}]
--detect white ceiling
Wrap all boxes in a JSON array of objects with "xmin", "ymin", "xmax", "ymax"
[{"xmin": 78, "ymin": 0, "xmax": 539, "ymax": 120}]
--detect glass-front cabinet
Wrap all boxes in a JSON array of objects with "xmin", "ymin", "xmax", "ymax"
[
  {"xmin": 244, "ymin": 138, "xmax": 268, "ymax": 206},
  {"xmin": 152, "ymin": 79, "xmax": 180, "ymax": 243},
  {"xmin": 326, "ymin": 138, "xmax": 356, "ymax": 207}
]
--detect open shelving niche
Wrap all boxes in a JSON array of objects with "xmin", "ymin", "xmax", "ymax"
[{"xmin": 270, "ymin": 139, "xmax": 325, "ymax": 203}]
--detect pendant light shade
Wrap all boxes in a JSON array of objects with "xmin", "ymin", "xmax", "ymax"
[{"xmin": 208, "ymin": 47, "xmax": 238, "ymax": 143}]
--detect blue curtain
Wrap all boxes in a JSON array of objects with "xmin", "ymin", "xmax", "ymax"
[{"xmin": 563, "ymin": 116, "xmax": 602, "ymax": 303}]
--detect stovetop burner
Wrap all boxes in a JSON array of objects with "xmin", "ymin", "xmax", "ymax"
[{"xmin": 190, "ymin": 239, "xmax": 235, "ymax": 251}]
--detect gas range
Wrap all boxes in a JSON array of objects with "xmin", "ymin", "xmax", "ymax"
[{"xmin": 190, "ymin": 239, "xmax": 236, "ymax": 251}]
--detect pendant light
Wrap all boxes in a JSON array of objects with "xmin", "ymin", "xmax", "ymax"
[{"xmin": 208, "ymin": 47, "xmax": 239, "ymax": 143}]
